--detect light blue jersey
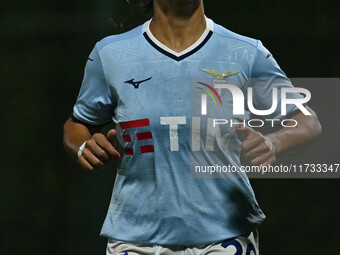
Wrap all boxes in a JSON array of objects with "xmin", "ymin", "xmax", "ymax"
[{"xmin": 73, "ymin": 17, "xmax": 300, "ymax": 245}]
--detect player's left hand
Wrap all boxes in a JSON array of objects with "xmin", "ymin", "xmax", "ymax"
[{"xmin": 237, "ymin": 126, "xmax": 276, "ymax": 167}]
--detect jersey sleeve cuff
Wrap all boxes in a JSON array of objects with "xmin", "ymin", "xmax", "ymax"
[{"xmin": 71, "ymin": 113, "xmax": 112, "ymax": 127}]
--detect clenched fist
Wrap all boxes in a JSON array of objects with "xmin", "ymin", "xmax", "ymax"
[
  {"xmin": 237, "ymin": 126, "xmax": 276, "ymax": 167},
  {"xmin": 78, "ymin": 129, "xmax": 120, "ymax": 170}
]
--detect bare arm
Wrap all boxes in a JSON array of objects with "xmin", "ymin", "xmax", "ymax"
[
  {"xmin": 237, "ymin": 106, "xmax": 322, "ymax": 166},
  {"xmin": 63, "ymin": 117, "xmax": 120, "ymax": 170}
]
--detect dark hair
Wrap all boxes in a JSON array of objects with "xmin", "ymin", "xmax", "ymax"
[
  {"xmin": 109, "ymin": 0, "xmax": 153, "ymax": 33},
  {"xmin": 139, "ymin": 0, "xmax": 153, "ymax": 13}
]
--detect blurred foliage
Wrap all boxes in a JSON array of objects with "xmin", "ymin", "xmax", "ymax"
[{"xmin": 1, "ymin": 0, "xmax": 339, "ymax": 254}]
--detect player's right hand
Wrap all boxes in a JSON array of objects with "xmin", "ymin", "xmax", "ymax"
[{"xmin": 78, "ymin": 129, "xmax": 120, "ymax": 170}]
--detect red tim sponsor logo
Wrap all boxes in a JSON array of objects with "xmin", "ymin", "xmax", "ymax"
[{"xmin": 119, "ymin": 118, "xmax": 154, "ymax": 155}]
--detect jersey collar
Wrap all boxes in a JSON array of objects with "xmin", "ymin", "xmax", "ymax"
[{"xmin": 143, "ymin": 16, "xmax": 214, "ymax": 61}]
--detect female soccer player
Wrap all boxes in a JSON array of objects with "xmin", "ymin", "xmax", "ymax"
[{"xmin": 63, "ymin": 0, "xmax": 321, "ymax": 254}]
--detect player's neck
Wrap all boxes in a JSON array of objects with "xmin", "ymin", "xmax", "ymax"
[{"xmin": 150, "ymin": 1, "xmax": 206, "ymax": 53}]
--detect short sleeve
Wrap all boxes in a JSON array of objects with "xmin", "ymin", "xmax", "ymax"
[
  {"xmin": 72, "ymin": 44, "xmax": 115, "ymax": 125},
  {"xmin": 247, "ymin": 41, "xmax": 303, "ymax": 120}
]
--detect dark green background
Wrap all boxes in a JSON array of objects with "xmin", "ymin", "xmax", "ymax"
[{"xmin": 1, "ymin": 0, "xmax": 339, "ymax": 254}]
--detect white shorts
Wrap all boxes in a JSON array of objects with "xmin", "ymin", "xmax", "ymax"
[{"xmin": 106, "ymin": 231, "xmax": 259, "ymax": 255}]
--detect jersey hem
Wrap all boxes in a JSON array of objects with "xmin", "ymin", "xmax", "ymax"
[
  {"xmin": 100, "ymin": 231, "xmax": 258, "ymax": 247},
  {"xmin": 100, "ymin": 223, "xmax": 263, "ymax": 246}
]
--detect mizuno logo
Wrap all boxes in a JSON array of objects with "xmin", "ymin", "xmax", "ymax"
[
  {"xmin": 200, "ymin": 69, "xmax": 239, "ymax": 80},
  {"xmin": 266, "ymin": 53, "xmax": 272, "ymax": 59},
  {"xmin": 124, "ymin": 77, "xmax": 152, "ymax": 89},
  {"xmin": 88, "ymin": 57, "xmax": 94, "ymax": 61}
]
